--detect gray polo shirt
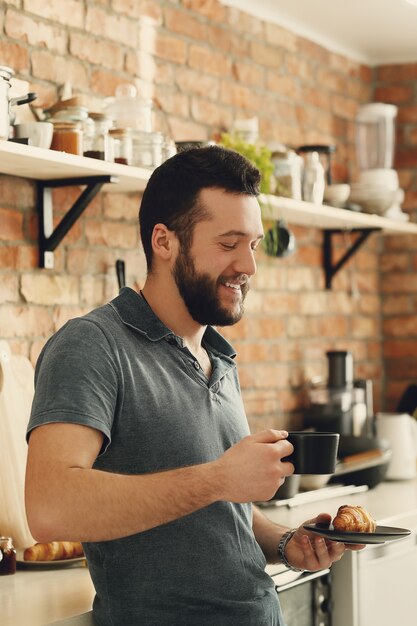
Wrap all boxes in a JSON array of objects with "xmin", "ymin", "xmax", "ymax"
[{"xmin": 28, "ymin": 287, "xmax": 281, "ymax": 626}]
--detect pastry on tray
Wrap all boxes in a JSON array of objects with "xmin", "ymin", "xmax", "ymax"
[
  {"xmin": 332, "ymin": 504, "xmax": 376, "ymax": 533},
  {"xmin": 23, "ymin": 540, "xmax": 84, "ymax": 561}
]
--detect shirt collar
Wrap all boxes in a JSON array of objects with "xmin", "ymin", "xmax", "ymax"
[{"xmin": 109, "ymin": 287, "xmax": 236, "ymax": 359}]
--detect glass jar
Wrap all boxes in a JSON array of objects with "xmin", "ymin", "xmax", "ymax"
[
  {"xmin": 50, "ymin": 120, "xmax": 83, "ymax": 155},
  {"xmin": 51, "ymin": 105, "xmax": 89, "ymax": 124},
  {"xmin": 109, "ymin": 128, "xmax": 133, "ymax": 165},
  {"xmin": 83, "ymin": 113, "xmax": 114, "ymax": 162},
  {"xmin": 131, "ymin": 130, "xmax": 163, "ymax": 169},
  {"xmin": 270, "ymin": 144, "xmax": 303, "ymax": 200},
  {"xmin": 0, "ymin": 536, "xmax": 16, "ymax": 575}
]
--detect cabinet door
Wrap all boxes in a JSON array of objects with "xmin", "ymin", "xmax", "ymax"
[{"xmin": 358, "ymin": 534, "xmax": 417, "ymax": 626}]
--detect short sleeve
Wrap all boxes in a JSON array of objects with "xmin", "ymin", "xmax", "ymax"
[{"xmin": 27, "ymin": 318, "xmax": 120, "ymax": 453}]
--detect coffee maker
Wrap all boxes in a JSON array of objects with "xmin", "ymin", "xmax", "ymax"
[{"xmin": 304, "ymin": 351, "xmax": 373, "ymax": 436}]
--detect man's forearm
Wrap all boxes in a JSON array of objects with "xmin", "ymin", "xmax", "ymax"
[
  {"xmin": 26, "ymin": 462, "xmax": 221, "ymax": 543},
  {"xmin": 252, "ymin": 505, "xmax": 290, "ymax": 563}
]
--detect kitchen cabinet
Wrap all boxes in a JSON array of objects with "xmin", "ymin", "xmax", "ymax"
[{"xmin": 1, "ymin": 140, "xmax": 417, "ymax": 276}]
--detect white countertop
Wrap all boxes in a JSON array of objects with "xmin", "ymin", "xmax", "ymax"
[
  {"xmin": 0, "ymin": 562, "xmax": 94, "ymax": 626},
  {"xmin": 2, "ymin": 478, "xmax": 417, "ymax": 626}
]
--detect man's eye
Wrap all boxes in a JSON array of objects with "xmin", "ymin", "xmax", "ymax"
[{"xmin": 221, "ymin": 242, "xmax": 237, "ymax": 250}]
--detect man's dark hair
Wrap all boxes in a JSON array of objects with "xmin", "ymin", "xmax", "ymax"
[{"xmin": 139, "ymin": 145, "xmax": 261, "ymax": 271}]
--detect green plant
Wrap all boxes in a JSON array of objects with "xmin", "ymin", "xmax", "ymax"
[{"xmin": 219, "ymin": 133, "xmax": 274, "ymax": 194}]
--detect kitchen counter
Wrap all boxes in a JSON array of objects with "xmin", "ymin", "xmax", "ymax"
[
  {"xmin": 2, "ymin": 478, "xmax": 417, "ymax": 626},
  {"xmin": 0, "ymin": 562, "xmax": 94, "ymax": 626}
]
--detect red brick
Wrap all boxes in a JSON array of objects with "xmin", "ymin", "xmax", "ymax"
[
  {"xmin": 139, "ymin": 22, "xmax": 186, "ymax": 65},
  {"xmin": 85, "ymin": 220, "xmax": 138, "ymax": 248},
  {"xmin": 383, "ymin": 315, "xmax": 417, "ymax": 337},
  {"xmin": 374, "ymin": 84, "xmax": 413, "ymax": 104},
  {"xmin": 0, "ymin": 275, "xmax": 19, "ymax": 303},
  {"xmin": 0, "ymin": 40, "xmax": 29, "ymax": 73},
  {"xmin": 377, "ymin": 64, "xmax": 417, "ymax": 82},
  {"xmin": 166, "ymin": 116, "xmax": 208, "ymax": 141},
  {"xmin": 31, "ymin": 50, "xmax": 89, "ymax": 88},
  {"xmin": 164, "ymin": 6, "xmax": 208, "ymax": 41},
  {"xmin": 5, "ymin": 9, "xmax": 68, "ymax": 54},
  {"xmin": 175, "ymin": 66, "xmax": 220, "ymax": 99},
  {"xmin": 219, "ymin": 81, "xmax": 261, "ymax": 111},
  {"xmin": 24, "ymin": 0, "xmax": 84, "ymax": 28},
  {"xmin": 188, "ymin": 44, "xmax": 231, "ymax": 77},
  {"xmin": 182, "ymin": 0, "xmax": 226, "ymax": 23},
  {"xmin": 111, "ymin": 0, "xmax": 143, "ymax": 19},
  {"xmin": 190, "ymin": 96, "xmax": 233, "ymax": 129},
  {"xmin": 154, "ymin": 86, "xmax": 190, "ymax": 118},
  {"xmin": 69, "ymin": 33, "xmax": 124, "ymax": 71},
  {"xmin": 102, "ymin": 193, "xmax": 141, "ymax": 221},
  {"xmin": 90, "ymin": 69, "xmax": 128, "ymax": 97},
  {"xmin": 266, "ymin": 73, "xmax": 300, "ymax": 99},
  {"xmin": 351, "ymin": 316, "xmax": 379, "ymax": 338},
  {"xmin": 0, "ymin": 304, "xmax": 53, "ymax": 338},
  {"xmin": 0, "ymin": 208, "xmax": 24, "ymax": 241},
  {"xmin": 85, "ymin": 6, "xmax": 138, "ymax": 46},
  {"xmin": 226, "ymin": 7, "xmax": 263, "ymax": 36},
  {"xmin": 250, "ymin": 41, "xmax": 285, "ymax": 69},
  {"xmin": 233, "ymin": 61, "xmax": 264, "ymax": 88},
  {"xmin": 384, "ymin": 339, "xmax": 417, "ymax": 357},
  {"xmin": 264, "ymin": 22, "xmax": 298, "ymax": 53}
]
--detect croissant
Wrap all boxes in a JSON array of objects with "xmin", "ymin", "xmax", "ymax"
[
  {"xmin": 332, "ymin": 505, "xmax": 376, "ymax": 533},
  {"xmin": 24, "ymin": 541, "xmax": 84, "ymax": 561}
]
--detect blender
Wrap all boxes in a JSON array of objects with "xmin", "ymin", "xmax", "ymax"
[
  {"xmin": 304, "ymin": 351, "xmax": 372, "ymax": 438},
  {"xmin": 350, "ymin": 103, "xmax": 406, "ymax": 218}
]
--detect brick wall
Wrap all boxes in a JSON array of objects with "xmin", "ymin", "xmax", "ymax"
[{"xmin": 0, "ymin": 0, "xmax": 415, "ymax": 429}]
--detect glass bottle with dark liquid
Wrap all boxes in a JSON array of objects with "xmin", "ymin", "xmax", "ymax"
[{"xmin": 0, "ymin": 536, "xmax": 16, "ymax": 575}]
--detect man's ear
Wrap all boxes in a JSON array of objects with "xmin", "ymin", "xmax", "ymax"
[{"xmin": 151, "ymin": 223, "xmax": 178, "ymax": 261}]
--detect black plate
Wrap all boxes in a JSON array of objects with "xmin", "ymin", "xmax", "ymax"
[{"xmin": 303, "ymin": 523, "xmax": 411, "ymax": 544}]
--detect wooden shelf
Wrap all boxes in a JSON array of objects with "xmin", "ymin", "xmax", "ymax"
[
  {"xmin": 0, "ymin": 139, "xmax": 151, "ymax": 193},
  {"xmin": 1, "ymin": 140, "xmax": 416, "ymax": 235},
  {"xmin": 259, "ymin": 194, "xmax": 417, "ymax": 235}
]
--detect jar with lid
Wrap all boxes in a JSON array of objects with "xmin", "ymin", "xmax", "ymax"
[
  {"xmin": 270, "ymin": 144, "xmax": 303, "ymax": 200},
  {"xmin": 84, "ymin": 113, "xmax": 114, "ymax": 162},
  {"xmin": 131, "ymin": 130, "xmax": 164, "ymax": 168},
  {"xmin": 50, "ymin": 120, "xmax": 83, "ymax": 155},
  {"xmin": 0, "ymin": 536, "xmax": 16, "ymax": 575},
  {"xmin": 109, "ymin": 128, "xmax": 133, "ymax": 165}
]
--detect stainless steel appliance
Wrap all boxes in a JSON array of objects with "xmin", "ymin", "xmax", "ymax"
[
  {"xmin": 268, "ymin": 565, "xmax": 332, "ymax": 626},
  {"xmin": 304, "ymin": 351, "xmax": 364, "ymax": 436}
]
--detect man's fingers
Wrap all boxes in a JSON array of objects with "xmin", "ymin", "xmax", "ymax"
[{"xmin": 251, "ymin": 429, "xmax": 289, "ymax": 443}]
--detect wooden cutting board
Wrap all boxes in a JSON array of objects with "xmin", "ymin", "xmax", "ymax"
[{"xmin": 0, "ymin": 341, "xmax": 35, "ymax": 548}]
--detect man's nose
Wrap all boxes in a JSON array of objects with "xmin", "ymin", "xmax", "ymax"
[{"xmin": 233, "ymin": 247, "xmax": 257, "ymax": 276}]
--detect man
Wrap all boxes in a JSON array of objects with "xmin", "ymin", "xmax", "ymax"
[{"xmin": 26, "ymin": 146, "xmax": 350, "ymax": 625}]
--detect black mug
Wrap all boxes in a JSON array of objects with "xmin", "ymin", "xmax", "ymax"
[{"xmin": 283, "ymin": 431, "xmax": 340, "ymax": 474}]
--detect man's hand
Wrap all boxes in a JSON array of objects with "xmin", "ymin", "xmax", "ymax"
[
  {"xmin": 285, "ymin": 513, "xmax": 366, "ymax": 572},
  {"xmin": 214, "ymin": 429, "xmax": 294, "ymax": 503}
]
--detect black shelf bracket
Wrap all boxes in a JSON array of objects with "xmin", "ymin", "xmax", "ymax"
[
  {"xmin": 37, "ymin": 175, "xmax": 118, "ymax": 268},
  {"xmin": 323, "ymin": 227, "xmax": 381, "ymax": 290}
]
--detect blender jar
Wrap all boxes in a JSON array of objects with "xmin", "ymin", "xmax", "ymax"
[{"xmin": 355, "ymin": 103, "xmax": 397, "ymax": 171}]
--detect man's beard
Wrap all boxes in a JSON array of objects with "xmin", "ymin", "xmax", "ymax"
[{"xmin": 173, "ymin": 247, "xmax": 249, "ymax": 326}]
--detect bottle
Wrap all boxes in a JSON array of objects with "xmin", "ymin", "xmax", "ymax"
[
  {"xmin": 109, "ymin": 128, "xmax": 133, "ymax": 165},
  {"xmin": 302, "ymin": 151, "xmax": 325, "ymax": 204},
  {"xmin": 83, "ymin": 113, "xmax": 114, "ymax": 161},
  {"xmin": 0, "ymin": 536, "xmax": 16, "ymax": 575}
]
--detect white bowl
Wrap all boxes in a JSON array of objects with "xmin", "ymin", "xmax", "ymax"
[
  {"xmin": 348, "ymin": 186, "xmax": 397, "ymax": 214},
  {"xmin": 359, "ymin": 168, "xmax": 399, "ymax": 190},
  {"xmin": 299, "ymin": 474, "xmax": 332, "ymax": 491},
  {"xmin": 323, "ymin": 184, "xmax": 351, "ymax": 207}
]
